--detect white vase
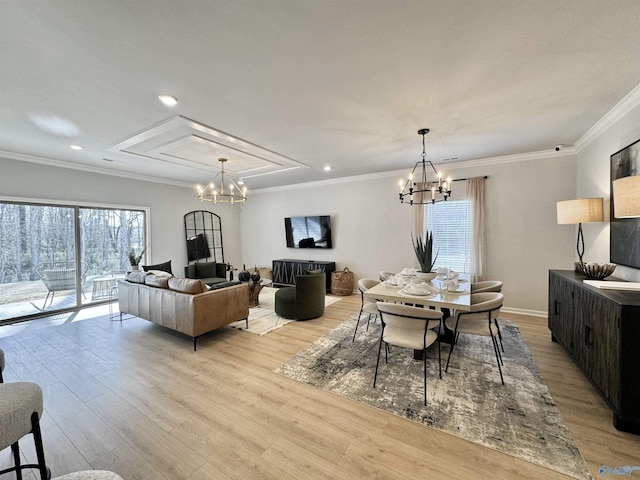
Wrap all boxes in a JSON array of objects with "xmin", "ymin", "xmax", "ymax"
[{"xmin": 130, "ymin": 265, "xmax": 140, "ymax": 271}]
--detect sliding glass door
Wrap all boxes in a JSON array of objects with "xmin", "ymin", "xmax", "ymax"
[{"xmin": 0, "ymin": 201, "xmax": 146, "ymax": 323}]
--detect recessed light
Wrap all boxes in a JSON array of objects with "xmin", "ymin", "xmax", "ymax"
[
  {"xmin": 70, "ymin": 145, "xmax": 83, "ymax": 150},
  {"xmin": 158, "ymin": 94, "xmax": 179, "ymax": 106},
  {"xmin": 323, "ymin": 165, "xmax": 332, "ymax": 171}
]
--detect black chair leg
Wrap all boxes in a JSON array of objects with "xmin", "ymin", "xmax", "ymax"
[
  {"xmin": 437, "ymin": 336, "xmax": 442, "ymax": 379},
  {"xmin": 352, "ymin": 307, "xmax": 364, "ymax": 342},
  {"xmin": 11, "ymin": 442, "xmax": 21, "ymax": 480},
  {"xmin": 373, "ymin": 333, "xmax": 384, "ymax": 388},
  {"xmin": 494, "ymin": 319, "xmax": 504, "ymax": 352},
  {"xmin": 423, "ymin": 348, "xmax": 428, "ymax": 406},
  {"xmin": 491, "ymin": 335, "xmax": 505, "ymax": 385},
  {"xmin": 445, "ymin": 330, "xmax": 459, "ymax": 372},
  {"xmin": 30, "ymin": 412, "xmax": 49, "ymax": 480}
]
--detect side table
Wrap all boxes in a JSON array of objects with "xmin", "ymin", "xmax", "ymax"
[{"xmin": 248, "ymin": 279, "xmax": 272, "ymax": 307}]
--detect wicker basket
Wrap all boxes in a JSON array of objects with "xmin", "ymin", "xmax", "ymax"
[{"xmin": 331, "ymin": 267, "xmax": 354, "ymax": 296}]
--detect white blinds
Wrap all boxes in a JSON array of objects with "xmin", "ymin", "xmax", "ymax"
[{"xmin": 424, "ymin": 199, "xmax": 472, "ymax": 273}]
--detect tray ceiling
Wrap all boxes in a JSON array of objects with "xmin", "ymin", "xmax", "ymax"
[{"xmin": 106, "ymin": 116, "xmax": 309, "ymax": 181}]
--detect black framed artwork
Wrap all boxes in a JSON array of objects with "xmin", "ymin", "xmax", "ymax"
[{"xmin": 610, "ymin": 138, "xmax": 640, "ymax": 269}]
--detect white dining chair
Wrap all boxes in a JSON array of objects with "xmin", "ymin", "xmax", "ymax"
[
  {"xmin": 444, "ymin": 292, "xmax": 505, "ymax": 385},
  {"xmin": 470, "ymin": 280, "xmax": 504, "ymax": 351},
  {"xmin": 352, "ymin": 278, "xmax": 381, "ymax": 342},
  {"xmin": 374, "ymin": 302, "xmax": 443, "ymax": 406}
]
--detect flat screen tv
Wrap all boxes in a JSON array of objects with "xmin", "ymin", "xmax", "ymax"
[
  {"xmin": 186, "ymin": 233, "xmax": 211, "ymax": 261},
  {"xmin": 285, "ymin": 215, "xmax": 332, "ymax": 249}
]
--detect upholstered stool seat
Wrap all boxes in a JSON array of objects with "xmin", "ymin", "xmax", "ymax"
[
  {"xmin": 53, "ymin": 471, "xmax": 124, "ymax": 480},
  {"xmin": 0, "ymin": 381, "xmax": 49, "ymax": 479}
]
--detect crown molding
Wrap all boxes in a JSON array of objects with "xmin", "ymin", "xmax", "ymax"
[
  {"xmin": 250, "ymin": 148, "xmax": 575, "ymax": 194},
  {"xmin": 0, "ymin": 150, "xmax": 194, "ymax": 189},
  {"xmin": 574, "ymin": 82, "xmax": 640, "ymax": 152}
]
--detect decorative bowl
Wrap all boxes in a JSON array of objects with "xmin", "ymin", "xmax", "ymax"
[
  {"xmin": 415, "ymin": 272, "xmax": 437, "ymax": 282},
  {"xmin": 576, "ymin": 262, "xmax": 616, "ymax": 280}
]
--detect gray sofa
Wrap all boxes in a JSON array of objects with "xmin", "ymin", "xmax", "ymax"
[{"xmin": 118, "ymin": 270, "xmax": 249, "ymax": 350}]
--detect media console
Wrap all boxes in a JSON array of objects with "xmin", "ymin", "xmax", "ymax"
[
  {"xmin": 548, "ymin": 270, "xmax": 640, "ymax": 434},
  {"xmin": 272, "ymin": 259, "xmax": 336, "ymax": 292}
]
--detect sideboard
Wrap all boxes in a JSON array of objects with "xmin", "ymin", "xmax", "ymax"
[
  {"xmin": 548, "ymin": 269, "xmax": 640, "ymax": 434},
  {"xmin": 272, "ymin": 259, "xmax": 336, "ymax": 292}
]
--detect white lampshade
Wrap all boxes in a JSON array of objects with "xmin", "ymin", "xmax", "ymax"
[
  {"xmin": 613, "ymin": 175, "xmax": 640, "ymax": 218},
  {"xmin": 556, "ymin": 198, "xmax": 604, "ymax": 224}
]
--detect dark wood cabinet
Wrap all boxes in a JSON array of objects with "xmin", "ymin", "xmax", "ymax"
[
  {"xmin": 272, "ymin": 259, "xmax": 336, "ymax": 292},
  {"xmin": 548, "ymin": 270, "xmax": 640, "ymax": 433}
]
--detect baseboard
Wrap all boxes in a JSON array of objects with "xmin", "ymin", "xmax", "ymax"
[{"xmin": 502, "ymin": 306, "xmax": 547, "ymax": 318}]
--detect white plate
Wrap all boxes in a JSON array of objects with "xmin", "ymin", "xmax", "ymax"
[
  {"xmin": 400, "ymin": 287, "xmax": 435, "ymax": 297},
  {"xmin": 447, "ymin": 288, "xmax": 469, "ymax": 294}
]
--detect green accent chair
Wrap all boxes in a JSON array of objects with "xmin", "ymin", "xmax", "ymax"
[{"xmin": 275, "ymin": 271, "xmax": 326, "ymax": 320}]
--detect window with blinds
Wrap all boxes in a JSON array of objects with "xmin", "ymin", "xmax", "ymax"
[{"xmin": 424, "ymin": 199, "xmax": 472, "ymax": 273}]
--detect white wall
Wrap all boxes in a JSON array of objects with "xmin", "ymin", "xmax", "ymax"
[
  {"xmin": 577, "ymin": 101, "xmax": 640, "ymax": 282},
  {"xmin": 1, "ymin": 149, "xmax": 578, "ymax": 314},
  {"xmin": 0, "ymin": 157, "xmax": 243, "ymax": 275},
  {"xmin": 241, "ymin": 154, "xmax": 576, "ymax": 314}
]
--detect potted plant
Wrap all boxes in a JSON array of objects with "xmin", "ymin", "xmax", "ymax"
[
  {"xmin": 128, "ymin": 247, "xmax": 146, "ymax": 271},
  {"xmin": 412, "ymin": 231, "xmax": 438, "ymax": 281}
]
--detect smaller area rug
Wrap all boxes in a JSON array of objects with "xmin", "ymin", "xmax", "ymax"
[
  {"xmin": 275, "ymin": 315, "xmax": 592, "ymax": 480},
  {"xmin": 227, "ymin": 287, "xmax": 342, "ymax": 335}
]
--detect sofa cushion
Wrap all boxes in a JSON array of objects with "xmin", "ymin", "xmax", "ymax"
[
  {"xmin": 143, "ymin": 260, "xmax": 172, "ymax": 275},
  {"xmin": 126, "ymin": 271, "xmax": 149, "ymax": 284},
  {"xmin": 148, "ymin": 269, "xmax": 172, "ymax": 278},
  {"xmin": 194, "ymin": 262, "xmax": 217, "ymax": 279},
  {"xmin": 144, "ymin": 274, "xmax": 171, "ymax": 289},
  {"xmin": 168, "ymin": 277, "xmax": 208, "ymax": 294},
  {"xmin": 208, "ymin": 280, "xmax": 241, "ymax": 290}
]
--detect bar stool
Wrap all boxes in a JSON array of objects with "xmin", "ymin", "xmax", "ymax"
[{"xmin": 0, "ymin": 381, "xmax": 49, "ymax": 479}]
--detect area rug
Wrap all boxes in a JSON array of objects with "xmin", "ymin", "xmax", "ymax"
[
  {"xmin": 227, "ymin": 288, "xmax": 343, "ymax": 335},
  {"xmin": 275, "ymin": 315, "xmax": 592, "ymax": 480}
]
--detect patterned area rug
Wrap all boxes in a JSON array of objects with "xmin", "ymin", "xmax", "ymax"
[
  {"xmin": 275, "ymin": 315, "xmax": 592, "ymax": 480},
  {"xmin": 228, "ymin": 288, "xmax": 342, "ymax": 335}
]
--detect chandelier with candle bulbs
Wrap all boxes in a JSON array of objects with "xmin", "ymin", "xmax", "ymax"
[
  {"xmin": 197, "ymin": 158, "xmax": 247, "ymax": 203},
  {"xmin": 399, "ymin": 129, "xmax": 452, "ymax": 205}
]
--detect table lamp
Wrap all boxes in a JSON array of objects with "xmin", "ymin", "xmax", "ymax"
[{"xmin": 556, "ymin": 198, "xmax": 604, "ymax": 266}]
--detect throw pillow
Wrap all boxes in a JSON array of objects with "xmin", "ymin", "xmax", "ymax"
[
  {"xmin": 194, "ymin": 262, "xmax": 217, "ymax": 279},
  {"xmin": 142, "ymin": 260, "xmax": 172, "ymax": 275},
  {"xmin": 144, "ymin": 274, "xmax": 171, "ymax": 289},
  {"xmin": 148, "ymin": 269, "xmax": 173, "ymax": 278},
  {"xmin": 168, "ymin": 277, "xmax": 207, "ymax": 294},
  {"xmin": 125, "ymin": 271, "xmax": 149, "ymax": 284}
]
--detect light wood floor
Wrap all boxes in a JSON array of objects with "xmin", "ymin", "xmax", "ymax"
[{"xmin": 1, "ymin": 294, "xmax": 639, "ymax": 479}]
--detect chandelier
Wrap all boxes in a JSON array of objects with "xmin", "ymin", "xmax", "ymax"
[
  {"xmin": 197, "ymin": 158, "xmax": 247, "ymax": 203},
  {"xmin": 399, "ymin": 129, "xmax": 452, "ymax": 205}
]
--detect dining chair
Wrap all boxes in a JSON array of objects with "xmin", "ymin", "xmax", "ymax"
[
  {"xmin": 444, "ymin": 292, "xmax": 505, "ymax": 385},
  {"xmin": 0, "ymin": 382, "xmax": 49, "ymax": 479},
  {"xmin": 470, "ymin": 280, "xmax": 505, "ymax": 351},
  {"xmin": 374, "ymin": 302, "xmax": 443, "ymax": 406},
  {"xmin": 378, "ymin": 271, "xmax": 394, "ymax": 282},
  {"xmin": 352, "ymin": 278, "xmax": 381, "ymax": 342}
]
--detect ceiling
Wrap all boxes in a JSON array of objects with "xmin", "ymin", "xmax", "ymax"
[{"xmin": 2, "ymin": 0, "xmax": 640, "ymax": 191}]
